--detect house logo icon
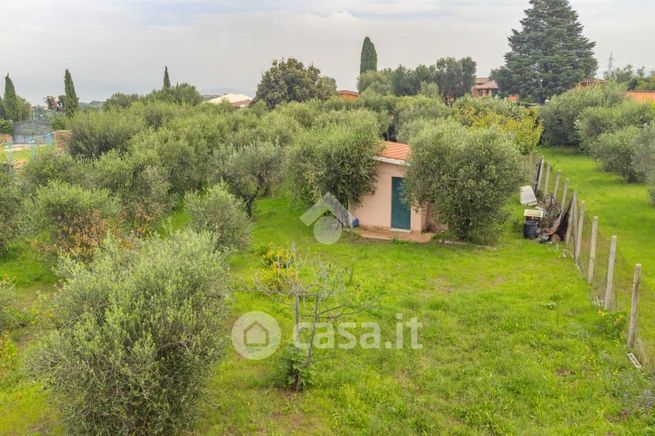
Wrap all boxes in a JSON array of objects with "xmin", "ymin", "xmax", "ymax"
[
  {"xmin": 300, "ymin": 192, "xmax": 355, "ymax": 245},
  {"xmin": 231, "ymin": 311, "xmax": 281, "ymax": 360},
  {"xmin": 243, "ymin": 320, "xmax": 269, "ymax": 348}
]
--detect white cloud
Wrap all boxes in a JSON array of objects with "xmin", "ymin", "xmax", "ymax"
[{"xmin": 0, "ymin": 0, "xmax": 653, "ymax": 103}]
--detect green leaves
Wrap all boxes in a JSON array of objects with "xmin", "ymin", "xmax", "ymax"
[
  {"xmin": 405, "ymin": 121, "xmax": 523, "ymax": 243},
  {"xmin": 360, "ymin": 36, "xmax": 378, "ymax": 75},
  {"xmin": 33, "ymin": 230, "xmax": 230, "ymax": 434},
  {"xmin": 492, "ymin": 0, "xmax": 598, "ymax": 103}
]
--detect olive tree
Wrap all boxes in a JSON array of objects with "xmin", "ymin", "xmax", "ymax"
[
  {"xmin": 68, "ymin": 110, "xmax": 146, "ymax": 158},
  {"xmin": 185, "ymin": 183, "xmax": 252, "ymax": 252},
  {"xmin": 210, "ymin": 142, "xmax": 282, "ymax": 216},
  {"xmin": 404, "ymin": 120, "xmax": 523, "ymax": 243},
  {"xmin": 89, "ymin": 149, "xmax": 171, "ymax": 232},
  {"xmin": 0, "ymin": 170, "xmax": 21, "ymax": 254},
  {"xmin": 285, "ymin": 111, "xmax": 382, "ymax": 206},
  {"xmin": 32, "ymin": 231, "xmax": 230, "ymax": 434},
  {"xmin": 27, "ymin": 181, "xmax": 119, "ymax": 261},
  {"xmin": 588, "ymin": 126, "xmax": 643, "ymax": 182},
  {"xmin": 19, "ymin": 149, "xmax": 87, "ymax": 195}
]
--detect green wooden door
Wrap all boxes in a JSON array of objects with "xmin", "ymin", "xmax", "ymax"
[{"xmin": 391, "ymin": 177, "xmax": 411, "ymax": 230}]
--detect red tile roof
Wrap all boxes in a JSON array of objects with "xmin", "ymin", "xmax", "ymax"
[
  {"xmin": 377, "ymin": 141, "xmax": 410, "ymax": 162},
  {"xmin": 337, "ymin": 89, "xmax": 359, "ymax": 97}
]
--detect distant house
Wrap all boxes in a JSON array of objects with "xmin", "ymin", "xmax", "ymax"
[
  {"xmin": 472, "ymin": 78, "xmax": 499, "ymax": 98},
  {"xmin": 207, "ymin": 93, "xmax": 252, "ymax": 108},
  {"xmin": 579, "ymin": 77, "xmax": 606, "ymax": 87},
  {"xmin": 625, "ymin": 91, "xmax": 655, "ymax": 104},
  {"xmin": 349, "ymin": 141, "xmax": 434, "ymax": 234},
  {"xmin": 337, "ymin": 90, "xmax": 359, "ymax": 101}
]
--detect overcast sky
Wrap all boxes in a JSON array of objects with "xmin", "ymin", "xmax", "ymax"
[{"xmin": 1, "ymin": 0, "xmax": 654, "ymax": 104}]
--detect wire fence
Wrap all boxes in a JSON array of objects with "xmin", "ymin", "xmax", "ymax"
[{"xmin": 526, "ymin": 155, "xmax": 652, "ymax": 369}]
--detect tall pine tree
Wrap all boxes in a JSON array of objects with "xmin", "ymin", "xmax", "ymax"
[
  {"xmin": 64, "ymin": 69, "xmax": 79, "ymax": 118},
  {"xmin": 491, "ymin": 0, "xmax": 597, "ymax": 103},
  {"xmin": 4, "ymin": 74, "xmax": 20, "ymax": 122},
  {"xmin": 163, "ymin": 66, "xmax": 171, "ymax": 89},
  {"xmin": 359, "ymin": 37, "xmax": 378, "ymax": 75}
]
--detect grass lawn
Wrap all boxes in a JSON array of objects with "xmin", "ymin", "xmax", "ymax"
[
  {"xmin": 1, "ymin": 195, "xmax": 653, "ymax": 434},
  {"xmin": 0, "ymin": 145, "xmax": 50, "ymax": 164},
  {"xmin": 540, "ymin": 147, "xmax": 655, "ymax": 365}
]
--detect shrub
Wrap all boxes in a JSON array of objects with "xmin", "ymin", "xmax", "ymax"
[
  {"xmin": 27, "ymin": 181, "xmax": 119, "ymax": 261},
  {"xmin": 32, "ymin": 231, "xmax": 230, "ymax": 434},
  {"xmin": 451, "ymin": 96, "xmax": 543, "ymax": 154},
  {"xmin": 631, "ymin": 123, "xmax": 655, "ymax": 204},
  {"xmin": 0, "ymin": 119, "xmax": 12, "ymax": 134},
  {"xmin": 128, "ymin": 101, "xmax": 190, "ymax": 130},
  {"xmin": 103, "ymin": 92, "xmax": 142, "ymax": 110},
  {"xmin": 132, "ymin": 127, "xmax": 208, "ymax": 194},
  {"xmin": 185, "ymin": 183, "xmax": 252, "ymax": 252},
  {"xmin": 144, "ymin": 83, "xmax": 204, "ymax": 106},
  {"xmin": 577, "ymin": 100, "xmax": 655, "ymax": 151},
  {"xmin": 0, "ymin": 171, "xmax": 21, "ymax": 254},
  {"xmin": 285, "ymin": 112, "xmax": 382, "ymax": 206},
  {"xmin": 89, "ymin": 149, "xmax": 170, "ymax": 232},
  {"xmin": 19, "ymin": 148, "xmax": 87, "ymax": 195},
  {"xmin": 404, "ymin": 120, "xmax": 523, "ymax": 243},
  {"xmin": 588, "ymin": 126, "xmax": 642, "ymax": 182},
  {"xmin": 68, "ymin": 110, "xmax": 146, "ymax": 158},
  {"xmin": 210, "ymin": 142, "xmax": 282, "ymax": 216},
  {"xmin": 539, "ymin": 83, "xmax": 626, "ymax": 147}
]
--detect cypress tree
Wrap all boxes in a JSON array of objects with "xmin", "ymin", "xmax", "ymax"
[
  {"xmin": 492, "ymin": 0, "xmax": 597, "ymax": 103},
  {"xmin": 3, "ymin": 74, "xmax": 20, "ymax": 122},
  {"xmin": 359, "ymin": 37, "xmax": 378, "ymax": 75},
  {"xmin": 64, "ymin": 69, "xmax": 79, "ymax": 118},
  {"xmin": 163, "ymin": 66, "xmax": 171, "ymax": 89}
]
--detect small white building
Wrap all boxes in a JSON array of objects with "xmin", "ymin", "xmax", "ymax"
[{"xmin": 206, "ymin": 94, "xmax": 252, "ymax": 108}]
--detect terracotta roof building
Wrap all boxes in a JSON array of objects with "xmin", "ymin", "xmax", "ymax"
[
  {"xmin": 349, "ymin": 141, "xmax": 435, "ymax": 234},
  {"xmin": 472, "ymin": 77, "xmax": 499, "ymax": 98},
  {"xmin": 337, "ymin": 90, "xmax": 359, "ymax": 101}
]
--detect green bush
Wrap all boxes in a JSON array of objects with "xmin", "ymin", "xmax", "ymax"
[
  {"xmin": 144, "ymin": 83, "xmax": 204, "ymax": 106},
  {"xmin": 132, "ymin": 127, "xmax": 208, "ymax": 194},
  {"xmin": 210, "ymin": 142, "xmax": 282, "ymax": 215},
  {"xmin": 631, "ymin": 123, "xmax": 655, "ymax": 204},
  {"xmin": 103, "ymin": 92, "xmax": 142, "ymax": 110},
  {"xmin": 27, "ymin": 181, "xmax": 119, "ymax": 261},
  {"xmin": 588, "ymin": 126, "xmax": 642, "ymax": 182},
  {"xmin": 0, "ymin": 119, "xmax": 12, "ymax": 134},
  {"xmin": 32, "ymin": 231, "xmax": 230, "ymax": 434},
  {"xmin": 19, "ymin": 148, "xmax": 87, "ymax": 195},
  {"xmin": 404, "ymin": 120, "xmax": 523, "ymax": 243},
  {"xmin": 451, "ymin": 96, "xmax": 543, "ymax": 154},
  {"xmin": 68, "ymin": 110, "xmax": 146, "ymax": 158},
  {"xmin": 577, "ymin": 100, "xmax": 655, "ymax": 151},
  {"xmin": 128, "ymin": 101, "xmax": 190, "ymax": 130},
  {"xmin": 539, "ymin": 83, "xmax": 626, "ymax": 147},
  {"xmin": 285, "ymin": 111, "xmax": 382, "ymax": 206},
  {"xmin": 89, "ymin": 149, "xmax": 170, "ymax": 232},
  {"xmin": 0, "ymin": 171, "xmax": 21, "ymax": 254},
  {"xmin": 185, "ymin": 183, "xmax": 252, "ymax": 252}
]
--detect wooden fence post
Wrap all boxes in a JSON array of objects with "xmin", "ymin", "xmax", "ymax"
[
  {"xmin": 553, "ymin": 170, "xmax": 561, "ymax": 201},
  {"xmin": 536, "ymin": 157, "xmax": 545, "ymax": 192},
  {"xmin": 587, "ymin": 216, "xmax": 598, "ymax": 284},
  {"xmin": 565, "ymin": 192, "xmax": 576, "ymax": 244},
  {"xmin": 604, "ymin": 235, "xmax": 618, "ymax": 310},
  {"xmin": 543, "ymin": 164, "xmax": 551, "ymax": 197},
  {"xmin": 628, "ymin": 264, "xmax": 641, "ymax": 349},
  {"xmin": 575, "ymin": 200, "xmax": 585, "ymax": 263},
  {"xmin": 561, "ymin": 178, "xmax": 570, "ymax": 209}
]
